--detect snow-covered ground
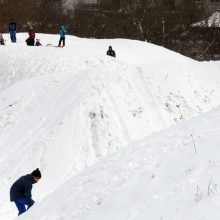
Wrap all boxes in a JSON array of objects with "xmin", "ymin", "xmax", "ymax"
[
  {"xmin": 19, "ymin": 107, "xmax": 220, "ymax": 220},
  {"xmin": 0, "ymin": 33, "xmax": 220, "ymax": 220}
]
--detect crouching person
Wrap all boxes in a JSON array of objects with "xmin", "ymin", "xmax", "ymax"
[
  {"xmin": 35, "ymin": 39, "xmax": 42, "ymax": 46},
  {"xmin": 106, "ymin": 46, "xmax": 116, "ymax": 58},
  {"xmin": 0, "ymin": 29, "xmax": 5, "ymax": 45},
  {"xmin": 10, "ymin": 168, "xmax": 42, "ymax": 216},
  {"xmin": 26, "ymin": 27, "xmax": 35, "ymax": 46}
]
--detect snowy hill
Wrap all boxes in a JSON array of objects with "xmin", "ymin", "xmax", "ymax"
[
  {"xmin": 19, "ymin": 106, "xmax": 220, "ymax": 220},
  {"xmin": 0, "ymin": 33, "xmax": 220, "ymax": 219}
]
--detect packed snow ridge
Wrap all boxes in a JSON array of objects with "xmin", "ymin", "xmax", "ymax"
[{"xmin": 0, "ymin": 33, "xmax": 220, "ymax": 220}]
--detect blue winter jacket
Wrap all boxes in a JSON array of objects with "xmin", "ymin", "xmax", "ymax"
[
  {"xmin": 10, "ymin": 174, "xmax": 35, "ymax": 207},
  {"xmin": 8, "ymin": 22, "xmax": 17, "ymax": 32},
  {"xmin": 59, "ymin": 26, "xmax": 67, "ymax": 37}
]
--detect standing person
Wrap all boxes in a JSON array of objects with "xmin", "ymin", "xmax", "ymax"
[
  {"xmin": 0, "ymin": 28, "xmax": 5, "ymax": 45},
  {"xmin": 10, "ymin": 168, "xmax": 42, "ymax": 216},
  {"xmin": 106, "ymin": 46, "xmax": 116, "ymax": 58},
  {"xmin": 58, "ymin": 25, "xmax": 67, "ymax": 47},
  {"xmin": 8, "ymin": 19, "xmax": 17, "ymax": 43},
  {"xmin": 26, "ymin": 27, "xmax": 35, "ymax": 46}
]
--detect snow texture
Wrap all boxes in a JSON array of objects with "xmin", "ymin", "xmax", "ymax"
[{"xmin": 0, "ymin": 33, "xmax": 220, "ymax": 220}]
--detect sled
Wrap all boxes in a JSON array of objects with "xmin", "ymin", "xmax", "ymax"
[{"xmin": 53, "ymin": 46, "xmax": 64, "ymax": 48}]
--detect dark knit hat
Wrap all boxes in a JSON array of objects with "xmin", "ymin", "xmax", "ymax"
[{"xmin": 31, "ymin": 168, "xmax": 41, "ymax": 178}]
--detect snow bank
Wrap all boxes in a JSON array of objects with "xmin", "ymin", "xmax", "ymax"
[
  {"xmin": 0, "ymin": 33, "xmax": 220, "ymax": 219},
  {"xmin": 19, "ymin": 106, "xmax": 220, "ymax": 220}
]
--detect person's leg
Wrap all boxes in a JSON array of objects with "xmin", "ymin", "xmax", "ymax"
[
  {"xmin": 13, "ymin": 31, "xmax": 17, "ymax": 42},
  {"xmin": 12, "ymin": 31, "xmax": 16, "ymax": 42},
  {"xmin": 63, "ymin": 37, "xmax": 65, "ymax": 46},
  {"xmin": 15, "ymin": 198, "xmax": 31, "ymax": 215},
  {"xmin": 10, "ymin": 31, "xmax": 13, "ymax": 42},
  {"xmin": 58, "ymin": 37, "xmax": 62, "ymax": 46},
  {"xmin": 15, "ymin": 199, "xmax": 26, "ymax": 216}
]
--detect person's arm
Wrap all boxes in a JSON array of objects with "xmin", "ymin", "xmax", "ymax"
[{"xmin": 25, "ymin": 183, "xmax": 35, "ymax": 208}]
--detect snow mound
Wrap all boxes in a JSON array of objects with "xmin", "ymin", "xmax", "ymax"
[
  {"xmin": 20, "ymin": 107, "xmax": 220, "ymax": 220},
  {"xmin": 0, "ymin": 33, "xmax": 220, "ymax": 219}
]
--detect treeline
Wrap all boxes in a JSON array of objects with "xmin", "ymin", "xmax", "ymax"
[
  {"xmin": 0, "ymin": 0, "xmax": 203, "ymax": 37},
  {"xmin": 0, "ymin": 0, "xmax": 219, "ymax": 60},
  {"xmin": 73, "ymin": 0, "xmax": 220, "ymax": 60},
  {"xmin": 0, "ymin": 0, "xmax": 62, "ymax": 33}
]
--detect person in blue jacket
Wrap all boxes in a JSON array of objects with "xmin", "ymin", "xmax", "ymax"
[
  {"xmin": 10, "ymin": 168, "xmax": 42, "ymax": 216},
  {"xmin": 8, "ymin": 19, "xmax": 17, "ymax": 43},
  {"xmin": 58, "ymin": 25, "xmax": 67, "ymax": 47}
]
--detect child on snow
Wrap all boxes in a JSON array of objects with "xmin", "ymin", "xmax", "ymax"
[
  {"xmin": 10, "ymin": 168, "xmax": 42, "ymax": 216},
  {"xmin": 106, "ymin": 46, "xmax": 116, "ymax": 58},
  {"xmin": 35, "ymin": 39, "xmax": 42, "ymax": 46},
  {"xmin": 0, "ymin": 29, "xmax": 5, "ymax": 45},
  {"xmin": 58, "ymin": 25, "xmax": 67, "ymax": 47},
  {"xmin": 8, "ymin": 19, "xmax": 17, "ymax": 43},
  {"xmin": 26, "ymin": 27, "xmax": 35, "ymax": 46}
]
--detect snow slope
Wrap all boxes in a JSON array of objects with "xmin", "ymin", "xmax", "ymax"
[
  {"xmin": 19, "ymin": 106, "xmax": 220, "ymax": 220},
  {"xmin": 0, "ymin": 33, "xmax": 220, "ymax": 219}
]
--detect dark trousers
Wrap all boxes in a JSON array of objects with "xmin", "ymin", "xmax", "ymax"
[
  {"xmin": 14, "ymin": 198, "xmax": 34, "ymax": 216},
  {"xmin": 58, "ymin": 36, "xmax": 65, "ymax": 46},
  {"xmin": 10, "ymin": 31, "xmax": 16, "ymax": 43}
]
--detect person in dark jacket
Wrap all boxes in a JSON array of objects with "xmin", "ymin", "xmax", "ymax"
[
  {"xmin": 10, "ymin": 168, "xmax": 42, "ymax": 216},
  {"xmin": 58, "ymin": 25, "xmax": 67, "ymax": 47},
  {"xmin": 8, "ymin": 19, "xmax": 17, "ymax": 43},
  {"xmin": 35, "ymin": 39, "xmax": 42, "ymax": 46},
  {"xmin": 106, "ymin": 46, "xmax": 116, "ymax": 58},
  {"xmin": 0, "ymin": 28, "xmax": 5, "ymax": 45},
  {"xmin": 26, "ymin": 27, "xmax": 35, "ymax": 46}
]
